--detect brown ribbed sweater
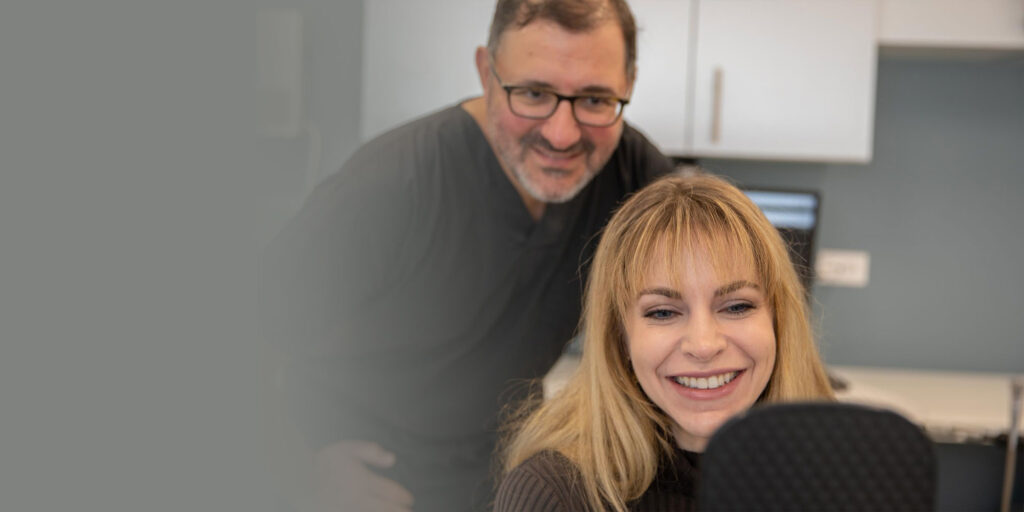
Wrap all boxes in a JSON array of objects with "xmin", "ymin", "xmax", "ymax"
[{"xmin": 494, "ymin": 448, "xmax": 700, "ymax": 511}]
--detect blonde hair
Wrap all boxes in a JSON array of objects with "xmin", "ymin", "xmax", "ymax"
[{"xmin": 500, "ymin": 172, "xmax": 834, "ymax": 511}]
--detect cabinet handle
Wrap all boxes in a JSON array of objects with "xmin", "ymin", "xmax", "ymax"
[{"xmin": 711, "ymin": 67, "xmax": 723, "ymax": 145}]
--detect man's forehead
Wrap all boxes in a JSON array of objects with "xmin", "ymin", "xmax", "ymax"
[
  {"xmin": 493, "ymin": 18, "xmax": 625, "ymax": 62},
  {"xmin": 492, "ymin": 18, "xmax": 629, "ymax": 89}
]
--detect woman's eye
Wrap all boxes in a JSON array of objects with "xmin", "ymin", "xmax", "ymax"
[
  {"xmin": 644, "ymin": 309, "xmax": 676, "ymax": 320},
  {"xmin": 723, "ymin": 303, "xmax": 754, "ymax": 315}
]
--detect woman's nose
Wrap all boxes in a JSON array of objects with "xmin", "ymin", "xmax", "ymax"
[{"xmin": 680, "ymin": 313, "xmax": 727, "ymax": 361}]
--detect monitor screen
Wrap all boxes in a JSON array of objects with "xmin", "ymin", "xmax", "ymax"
[{"xmin": 741, "ymin": 187, "xmax": 820, "ymax": 293}]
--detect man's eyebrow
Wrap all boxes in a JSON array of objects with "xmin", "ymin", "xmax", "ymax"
[
  {"xmin": 512, "ymin": 79, "xmax": 556, "ymax": 89},
  {"xmin": 637, "ymin": 287, "xmax": 682, "ymax": 299},
  {"xmin": 577, "ymin": 85, "xmax": 619, "ymax": 96},
  {"xmin": 510, "ymin": 80, "xmax": 619, "ymax": 96},
  {"xmin": 715, "ymin": 280, "xmax": 760, "ymax": 297}
]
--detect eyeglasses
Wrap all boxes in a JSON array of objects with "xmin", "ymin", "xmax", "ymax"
[{"xmin": 489, "ymin": 60, "xmax": 629, "ymax": 128}]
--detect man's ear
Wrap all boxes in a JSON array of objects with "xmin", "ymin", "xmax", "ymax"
[
  {"xmin": 475, "ymin": 46, "xmax": 491, "ymax": 93},
  {"xmin": 625, "ymin": 65, "xmax": 637, "ymax": 100}
]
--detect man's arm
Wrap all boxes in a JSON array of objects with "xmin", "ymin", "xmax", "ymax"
[{"xmin": 259, "ymin": 156, "xmax": 418, "ymax": 510}]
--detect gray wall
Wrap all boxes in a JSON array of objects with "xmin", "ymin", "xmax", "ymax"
[
  {"xmin": 0, "ymin": 1, "xmax": 364, "ymax": 511},
  {"xmin": 709, "ymin": 56, "xmax": 1024, "ymax": 373},
  {"xmin": 259, "ymin": 0, "xmax": 364, "ymax": 237},
  {"xmin": 254, "ymin": 0, "xmax": 367, "ymax": 507}
]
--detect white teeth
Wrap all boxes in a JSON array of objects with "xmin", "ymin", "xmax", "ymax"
[{"xmin": 674, "ymin": 371, "xmax": 738, "ymax": 390}]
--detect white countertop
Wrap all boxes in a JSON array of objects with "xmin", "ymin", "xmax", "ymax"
[{"xmin": 543, "ymin": 354, "xmax": 1023, "ymax": 440}]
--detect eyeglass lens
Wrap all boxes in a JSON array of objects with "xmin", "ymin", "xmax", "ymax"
[{"xmin": 507, "ymin": 89, "xmax": 622, "ymax": 126}]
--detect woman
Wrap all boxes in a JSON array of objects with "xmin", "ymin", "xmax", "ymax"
[{"xmin": 494, "ymin": 173, "xmax": 834, "ymax": 511}]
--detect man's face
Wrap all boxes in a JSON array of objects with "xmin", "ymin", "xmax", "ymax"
[{"xmin": 483, "ymin": 19, "xmax": 632, "ymax": 204}]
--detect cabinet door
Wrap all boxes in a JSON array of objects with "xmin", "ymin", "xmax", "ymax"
[
  {"xmin": 362, "ymin": 0, "xmax": 492, "ymax": 142},
  {"xmin": 879, "ymin": 0, "xmax": 1024, "ymax": 50},
  {"xmin": 624, "ymin": 0, "xmax": 695, "ymax": 155},
  {"xmin": 691, "ymin": 0, "xmax": 878, "ymax": 162}
]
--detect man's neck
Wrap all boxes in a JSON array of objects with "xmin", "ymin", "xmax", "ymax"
[{"xmin": 462, "ymin": 98, "xmax": 546, "ymax": 221}]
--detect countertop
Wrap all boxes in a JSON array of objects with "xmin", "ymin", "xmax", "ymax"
[{"xmin": 543, "ymin": 354, "xmax": 1023, "ymax": 441}]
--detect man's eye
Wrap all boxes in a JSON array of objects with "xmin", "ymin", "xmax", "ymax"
[
  {"xmin": 580, "ymin": 96, "xmax": 615, "ymax": 108},
  {"xmin": 514, "ymin": 88, "xmax": 550, "ymax": 102}
]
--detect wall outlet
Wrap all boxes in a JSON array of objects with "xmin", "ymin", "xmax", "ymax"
[{"xmin": 815, "ymin": 249, "xmax": 870, "ymax": 288}]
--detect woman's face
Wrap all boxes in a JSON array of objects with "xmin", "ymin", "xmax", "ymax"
[{"xmin": 625, "ymin": 246, "xmax": 776, "ymax": 452}]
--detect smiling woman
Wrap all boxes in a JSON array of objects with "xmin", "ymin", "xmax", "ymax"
[
  {"xmin": 626, "ymin": 241, "xmax": 778, "ymax": 453},
  {"xmin": 494, "ymin": 172, "xmax": 834, "ymax": 512}
]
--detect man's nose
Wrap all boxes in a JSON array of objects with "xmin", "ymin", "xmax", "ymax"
[{"xmin": 539, "ymin": 100, "xmax": 582, "ymax": 151}]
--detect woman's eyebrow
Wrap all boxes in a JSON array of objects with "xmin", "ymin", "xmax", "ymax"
[
  {"xmin": 715, "ymin": 280, "xmax": 760, "ymax": 297},
  {"xmin": 637, "ymin": 287, "xmax": 681, "ymax": 299}
]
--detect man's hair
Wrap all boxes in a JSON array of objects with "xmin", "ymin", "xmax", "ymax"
[{"xmin": 487, "ymin": 0, "xmax": 637, "ymax": 79}]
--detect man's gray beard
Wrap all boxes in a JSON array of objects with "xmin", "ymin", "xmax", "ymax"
[
  {"xmin": 513, "ymin": 163, "xmax": 601, "ymax": 204},
  {"xmin": 485, "ymin": 102, "xmax": 603, "ymax": 205}
]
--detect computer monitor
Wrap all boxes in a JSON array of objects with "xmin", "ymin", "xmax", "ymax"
[{"xmin": 741, "ymin": 187, "xmax": 820, "ymax": 293}]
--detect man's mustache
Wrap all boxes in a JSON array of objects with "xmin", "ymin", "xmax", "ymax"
[{"xmin": 520, "ymin": 131, "xmax": 595, "ymax": 155}]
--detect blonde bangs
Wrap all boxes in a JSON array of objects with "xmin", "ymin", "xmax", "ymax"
[{"xmin": 608, "ymin": 187, "xmax": 774, "ymax": 322}]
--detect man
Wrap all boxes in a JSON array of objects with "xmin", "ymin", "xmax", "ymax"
[{"xmin": 261, "ymin": 1, "xmax": 673, "ymax": 510}]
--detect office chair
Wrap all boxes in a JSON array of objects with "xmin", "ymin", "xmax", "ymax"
[{"xmin": 699, "ymin": 402, "xmax": 936, "ymax": 512}]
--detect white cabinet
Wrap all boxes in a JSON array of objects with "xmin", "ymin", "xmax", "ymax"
[
  {"xmin": 879, "ymin": 0, "xmax": 1024, "ymax": 50},
  {"xmin": 626, "ymin": 0, "xmax": 695, "ymax": 156},
  {"xmin": 627, "ymin": 0, "xmax": 879, "ymax": 162},
  {"xmin": 691, "ymin": 1, "xmax": 878, "ymax": 161},
  {"xmin": 364, "ymin": 0, "xmax": 879, "ymax": 163}
]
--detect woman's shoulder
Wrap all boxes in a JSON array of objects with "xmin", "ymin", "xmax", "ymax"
[{"xmin": 494, "ymin": 450, "xmax": 589, "ymax": 512}]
